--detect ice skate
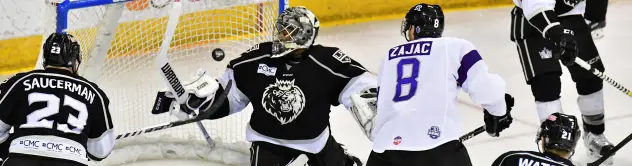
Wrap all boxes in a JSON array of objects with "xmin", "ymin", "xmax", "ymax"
[{"xmin": 583, "ymin": 131, "xmax": 615, "ymax": 165}]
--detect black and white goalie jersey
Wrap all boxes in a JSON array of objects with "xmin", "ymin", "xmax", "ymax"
[
  {"xmin": 492, "ymin": 151, "xmax": 575, "ymax": 166},
  {"xmin": 208, "ymin": 42, "xmax": 376, "ymax": 153},
  {"xmin": 0, "ymin": 68, "xmax": 114, "ymax": 165}
]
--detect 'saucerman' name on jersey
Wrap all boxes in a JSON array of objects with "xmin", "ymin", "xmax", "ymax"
[
  {"xmin": 22, "ymin": 76, "xmax": 97, "ymax": 104},
  {"xmin": 389, "ymin": 41, "xmax": 433, "ymax": 60}
]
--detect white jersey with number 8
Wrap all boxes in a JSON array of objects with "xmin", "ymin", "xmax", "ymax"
[{"xmin": 372, "ymin": 37, "xmax": 507, "ymax": 152}]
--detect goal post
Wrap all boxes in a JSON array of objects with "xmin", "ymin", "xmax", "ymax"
[{"xmin": 35, "ymin": 0, "xmax": 287, "ymax": 165}]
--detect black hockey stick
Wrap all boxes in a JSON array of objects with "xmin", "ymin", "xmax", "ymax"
[
  {"xmin": 573, "ymin": 58, "xmax": 632, "ymax": 97},
  {"xmin": 115, "ymin": 80, "xmax": 232, "ymax": 140},
  {"xmin": 588, "ymin": 133, "xmax": 632, "ymax": 166},
  {"xmin": 459, "ymin": 126, "xmax": 485, "ymax": 142}
]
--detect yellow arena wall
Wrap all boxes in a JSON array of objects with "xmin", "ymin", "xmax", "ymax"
[
  {"xmin": 0, "ymin": 0, "xmax": 512, "ymax": 75},
  {"xmin": 291, "ymin": 0, "xmax": 513, "ymax": 26}
]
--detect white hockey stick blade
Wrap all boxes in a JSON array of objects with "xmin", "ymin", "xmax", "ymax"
[
  {"xmin": 116, "ymin": 81, "xmax": 232, "ymax": 140},
  {"xmin": 153, "ymin": 0, "xmax": 216, "ymax": 148},
  {"xmin": 286, "ymin": 154, "xmax": 309, "ymax": 166},
  {"xmin": 156, "ymin": 0, "xmax": 187, "ymax": 104}
]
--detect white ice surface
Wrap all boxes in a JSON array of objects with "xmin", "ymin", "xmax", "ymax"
[{"xmin": 116, "ymin": 1, "xmax": 632, "ymax": 165}]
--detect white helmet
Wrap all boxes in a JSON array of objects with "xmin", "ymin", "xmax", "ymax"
[{"xmin": 271, "ymin": 6, "xmax": 320, "ymax": 58}]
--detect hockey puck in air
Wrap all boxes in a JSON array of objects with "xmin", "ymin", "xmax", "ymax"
[{"xmin": 212, "ymin": 48, "xmax": 225, "ymax": 61}]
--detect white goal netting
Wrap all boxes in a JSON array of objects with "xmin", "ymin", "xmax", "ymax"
[{"xmin": 34, "ymin": 0, "xmax": 283, "ymax": 165}]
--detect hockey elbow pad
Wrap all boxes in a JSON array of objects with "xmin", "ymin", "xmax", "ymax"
[
  {"xmin": 87, "ymin": 130, "xmax": 115, "ymax": 161},
  {"xmin": 527, "ymin": 10, "xmax": 563, "ymax": 40}
]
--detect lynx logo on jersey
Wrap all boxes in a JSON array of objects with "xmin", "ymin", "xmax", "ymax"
[
  {"xmin": 428, "ymin": 126, "xmax": 441, "ymax": 139},
  {"xmin": 389, "ymin": 41, "xmax": 432, "ymax": 60},
  {"xmin": 262, "ymin": 79, "xmax": 306, "ymax": 125}
]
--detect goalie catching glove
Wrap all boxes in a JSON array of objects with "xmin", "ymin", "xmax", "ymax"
[
  {"xmin": 152, "ymin": 69, "xmax": 220, "ymax": 120},
  {"xmin": 349, "ymin": 87, "xmax": 378, "ymax": 140}
]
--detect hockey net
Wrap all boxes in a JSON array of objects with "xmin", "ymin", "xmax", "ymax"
[{"xmin": 34, "ymin": 0, "xmax": 285, "ymax": 165}]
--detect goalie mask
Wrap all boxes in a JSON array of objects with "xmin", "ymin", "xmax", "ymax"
[{"xmin": 271, "ymin": 6, "xmax": 320, "ymax": 58}]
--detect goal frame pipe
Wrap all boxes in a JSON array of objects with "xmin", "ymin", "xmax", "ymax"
[
  {"xmin": 56, "ymin": 0, "xmax": 288, "ymax": 33},
  {"xmin": 56, "ymin": 0, "xmax": 134, "ymax": 33}
]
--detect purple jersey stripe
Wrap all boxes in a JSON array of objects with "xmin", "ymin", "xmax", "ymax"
[{"xmin": 457, "ymin": 50, "xmax": 482, "ymax": 86}]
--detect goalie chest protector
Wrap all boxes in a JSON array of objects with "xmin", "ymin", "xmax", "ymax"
[{"xmin": 227, "ymin": 42, "xmax": 366, "ymax": 140}]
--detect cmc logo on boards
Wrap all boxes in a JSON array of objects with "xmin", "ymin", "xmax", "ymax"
[{"xmin": 124, "ymin": 0, "xmax": 200, "ymax": 11}]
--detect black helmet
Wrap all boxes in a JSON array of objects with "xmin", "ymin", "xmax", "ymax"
[
  {"xmin": 536, "ymin": 113, "xmax": 581, "ymax": 154},
  {"xmin": 402, "ymin": 3, "xmax": 445, "ymax": 41},
  {"xmin": 42, "ymin": 32, "xmax": 81, "ymax": 72}
]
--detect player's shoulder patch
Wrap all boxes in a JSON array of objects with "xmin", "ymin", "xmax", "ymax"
[
  {"xmin": 310, "ymin": 45, "xmax": 352, "ymax": 64},
  {"xmin": 229, "ymin": 42, "xmax": 273, "ymax": 68},
  {"xmin": 332, "ymin": 49, "xmax": 351, "ymax": 63},
  {"xmin": 244, "ymin": 43, "xmax": 261, "ymax": 54},
  {"xmin": 245, "ymin": 42, "xmax": 273, "ymax": 55}
]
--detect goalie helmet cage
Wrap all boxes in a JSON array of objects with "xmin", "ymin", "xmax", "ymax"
[{"xmin": 34, "ymin": 0, "xmax": 288, "ymax": 165}]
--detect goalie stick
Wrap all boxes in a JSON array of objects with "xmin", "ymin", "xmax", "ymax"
[
  {"xmin": 153, "ymin": 0, "xmax": 217, "ymax": 148},
  {"xmin": 115, "ymin": 80, "xmax": 232, "ymax": 140},
  {"xmin": 571, "ymin": 58, "xmax": 631, "ymax": 166}
]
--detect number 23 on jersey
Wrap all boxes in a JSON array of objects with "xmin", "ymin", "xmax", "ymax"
[
  {"xmin": 21, "ymin": 92, "xmax": 88, "ymax": 134},
  {"xmin": 388, "ymin": 41, "xmax": 432, "ymax": 102}
]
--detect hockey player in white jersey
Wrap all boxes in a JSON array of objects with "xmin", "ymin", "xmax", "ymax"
[
  {"xmin": 510, "ymin": 0, "xmax": 614, "ymax": 164},
  {"xmin": 360, "ymin": 3, "xmax": 515, "ymax": 166}
]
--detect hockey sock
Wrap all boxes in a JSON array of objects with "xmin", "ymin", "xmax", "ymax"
[
  {"xmin": 578, "ymin": 90, "xmax": 606, "ymax": 135},
  {"xmin": 536, "ymin": 99, "xmax": 563, "ymax": 123},
  {"xmin": 583, "ymin": 114, "xmax": 605, "ymax": 135}
]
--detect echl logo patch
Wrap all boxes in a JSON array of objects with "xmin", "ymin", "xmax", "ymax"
[{"xmin": 428, "ymin": 126, "xmax": 441, "ymax": 139}]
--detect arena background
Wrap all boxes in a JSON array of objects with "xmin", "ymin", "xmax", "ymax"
[{"xmin": 0, "ymin": 0, "xmax": 512, "ymax": 76}]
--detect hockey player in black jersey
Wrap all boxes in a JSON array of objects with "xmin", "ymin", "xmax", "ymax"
[
  {"xmin": 492, "ymin": 112, "xmax": 580, "ymax": 166},
  {"xmin": 510, "ymin": 0, "xmax": 614, "ymax": 164},
  {"xmin": 161, "ymin": 6, "xmax": 372, "ymax": 166},
  {"xmin": 0, "ymin": 33, "xmax": 114, "ymax": 166}
]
